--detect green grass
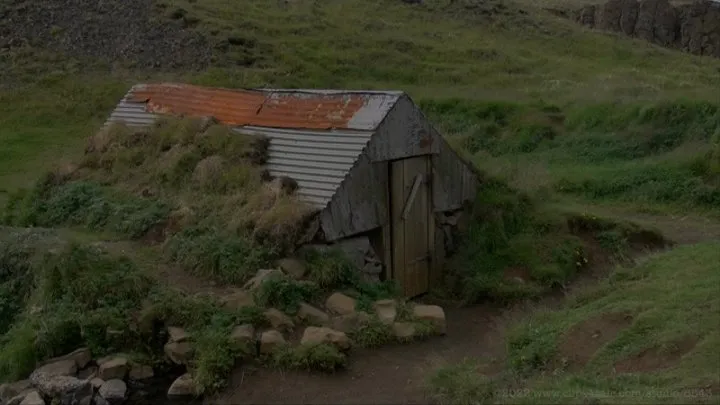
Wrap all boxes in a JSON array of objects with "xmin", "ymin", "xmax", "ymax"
[{"xmin": 429, "ymin": 242, "xmax": 720, "ymax": 404}]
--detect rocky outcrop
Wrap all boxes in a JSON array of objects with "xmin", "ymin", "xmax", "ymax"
[{"xmin": 574, "ymin": 0, "xmax": 720, "ymax": 58}]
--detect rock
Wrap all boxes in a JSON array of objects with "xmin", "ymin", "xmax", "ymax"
[
  {"xmin": 31, "ymin": 359, "xmax": 77, "ymax": 379},
  {"xmin": 1, "ymin": 380, "xmax": 32, "ymax": 403},
  {"xmin": 90, "ymin": 378, "xmax": 105, "ymax": 390},
  {"xmin": 41, "ymin": 348, "xmax": 92, "ymax": 370},
  {"xmin": 219, "ymin": 289, "xmax": 255, "ymax": 310},
  {"xmin": 243, "ymin": 269, "xmax": 284, "ymax": 291},
  {"xmin": 264, "ymin": 308, "xmax": 295, "ymax": 331},
  {"xmin": 95, "ymin": 396, "xmax": 110, "ymax": 405},
  {"xmin": 372, "ymin": 299, "xmax": 397, "ymax": 325},
  {"xmin": 30, "ymin": 374, "xmax": 91, "ymax": 401},
  {"xmin": 99, "ymin": 380, "xmax": 127, "ymax": 404},
  {"xmin": 325, "ymin": 293, "xmax": 356, "ymax": 315},
  {"xmin": 277, "ymin": 258, "xmax": 307, "ymax": 279},
  {"xmin": 392, "ymin": 322, "xmax": 417, "ymax": 340},
  {"xmin": 77, "ymin": 366, "xmax": 97, "ymax": 380},
  {"xmin": 167, "ymin": 327, "xmax": 190, "ymax": 343},
  {"xmin": 297, "ymin": 303, "xmax": 330, "ymax": 326},
  {"xmin": 18, "ymin": 391, "xmax": 44, "ymax": 405},
  {"xmin": 128, "ymin": 364, "xmax": 154, "ymax": 380},
  {"xmin": 300, "ymin": 327, "xmax": 351, "ymax": 351},
  {"xmin": 97, "ymin": 357, "xmax": 129, "ymax": 381},
  {"xmin": 412, "ymin": 305, "xmax": 446, "ymax": 335},
  {"xmin": 230, "ymin": 324, "xmax": 255, "ymax": 344},
  {"xmin": 330, "ymin": 312, "xmax": 371, "ymax": 333},
  {"xmin": 164, "ymin": 341, "xmax": 193, "ymax": 365},
  {"xmin": 167, "ymin": 374, "xmax": 198, "ymax": 398},
  {"xmin": 259, "ymin": 330, "xmax": 286, "ymax": 354},
  {"xmin": 8, "ymin": 390, "xmax": 36, "ymax": 405}
]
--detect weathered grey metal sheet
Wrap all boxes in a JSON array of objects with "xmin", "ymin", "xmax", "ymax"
[
  {"xmin": 237, "ymin": 126, "xmax": 373, "ymax": 209},
  {"xmin": 432, "ymin": 135, "xmax": 479, "ymax": 212},
  {"xmin": 103, "ymin": 86, "xmax": 157, "ymax": 128},
  {"xmin": 365, "ymin": 95, "xmax": 441, "ymax": 161},
  {"xmin": 320, "ymin": 154, "xmax": 389, "ymax": 241}
]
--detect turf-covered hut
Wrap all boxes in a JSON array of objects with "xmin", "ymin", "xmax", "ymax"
[{"xmin": 105, "ymin": 83, "xmax": 479, "ymax": 297}]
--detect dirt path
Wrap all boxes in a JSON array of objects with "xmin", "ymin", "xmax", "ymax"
[{"xmin": 213, "ymin": 305, "xmax": 508, "ymax": 405}]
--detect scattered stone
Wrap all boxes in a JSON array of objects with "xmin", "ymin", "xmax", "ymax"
[
  {"xmin": 31, "ymin": 359, "xmax": 77, "ymax": 378},
  {"xmin": 330, "ymin": 312, "xmax": 371, "ymax": 333},
  {"xmin": 301, "ymin": 327, "xmax": 351, "ymax": 350},
  {"xmin": 412, "ymin": 304, "xmax": 447, "ymax": 335},
  {"xmin": 128, "ymin": 363, "xmax": 154, "ymax": 380},
  {"xmin": 164, "ymin": 341, "xmax": 193, "ymax": 365},
  {"xmin": 264, "ymin": 308, "xmax": 295, "ymax": 331},
  {"xmin": 277, "ymin": 257, "xmax": 307, "ymax": 279},
  {"xmin": 392, "ymin": 322, "xmax": 416, "ymax": 340},
  {"xmin": 18, "ymin": 391, "xmax": 44, "ymax": 405},
  {"xmin": 325, "ymin": 293, "xmax": 356, "ymax": 315},
  {"xmin": 97, "ymin": 357, "xmax": 129, "ymax": 381},
  {"xmin": 260, "ymin": 330, "xmax": 286, "ymax": 354},
  {"xmin": 1, "ymin": 380, "xmax": 32, "ymax": 403},
  {"xmin": 77, "ymin": 366, "xmax": 98, "ymax": 380},
  {"xmin": 243, "ymin": 269, "xmax": 284, "ymax": 291},
  {"xmin": 95, "ymin": 396, "xmax": 110, "ymax": 405},
  {"xmin": 297, "ymin": 303, "xmax": 330, "ymax": 326},
  {"xmin": 99, "ymin": 380, "xmax": 127, "ymax": 404},
  {"xmin": 373, "ymin": 299, "xmax": 397, "ymax": 325},
  {"xmin": 8, "ymin": 390, "xmax": 35, "ymax": 405},
  {"xmin": 230, "ymin": 324, "xmax": 255, "ymax": 344},
  {"xmin": 90, "ymin": 378, "xmax": 105, "ymax": 390},
  {"xmin": 167, "ymin": 327, "xmax": 190, "ymax": 343},
  {"xmin": 167, "ymin": 374, "xmax": 198, "ymax": 398},
  {"xmin": 219, "ymin": 289, "xmax": 255, "ymax": 310}
]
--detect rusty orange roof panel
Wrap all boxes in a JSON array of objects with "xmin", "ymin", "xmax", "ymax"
[{"xmin": 126, "ymin": 83, "xmax": 401, "ymax": 130}]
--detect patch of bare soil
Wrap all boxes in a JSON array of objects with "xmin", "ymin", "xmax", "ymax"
[
  {"xmin": 556, "ymin": 312, "xmax": 634, "ymax": 371},
  {"xmin": 614, "ymin": 336, "xmax": 699, "ymax": 373}
]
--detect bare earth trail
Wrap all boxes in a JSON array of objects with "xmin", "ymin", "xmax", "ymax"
[{"xmin": 204, "ymin": 205, "xmax": 720, "ymax": 405}]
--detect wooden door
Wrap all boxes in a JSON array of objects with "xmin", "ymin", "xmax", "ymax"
[{"xmin": 390, "ymin": 155, "xmax": 431, "ymax": 297}]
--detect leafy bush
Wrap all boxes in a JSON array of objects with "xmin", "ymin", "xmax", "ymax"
[
  {"xmin": 427, "ymin": 360, "xmax": 496, "ymax": 405},
  {"xmin": 349, "ymin": 316, "xmax": 393, "ymax": 348},
  {"xmin": 253, "ymin": 277, "xmax": 321, "ymax": 314},
  {"xmin": 268, "ymin": 343, "xmax": 347, "ymax": 372}
]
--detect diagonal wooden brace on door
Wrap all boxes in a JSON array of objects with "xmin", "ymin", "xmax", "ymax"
[{"xmin": 401, "ymin": 174, "xmax": 424, "ymax": 220}]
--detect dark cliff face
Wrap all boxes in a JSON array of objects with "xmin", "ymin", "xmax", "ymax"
[{"xmin": 574, "ymin": 0, "xmax": 720, "ymax": 58}]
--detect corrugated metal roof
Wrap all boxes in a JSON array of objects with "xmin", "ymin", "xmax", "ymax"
[
  {"xmin": 103, "ymin": 83, "xmax": 401, "ymax": 208},
  {"xmin": 126, "ymin": 83, "xmax": 400, "ymax": 131},
  {"xmin": 235, "ymin": 126, "xmax": 372, "ymax": 208}
]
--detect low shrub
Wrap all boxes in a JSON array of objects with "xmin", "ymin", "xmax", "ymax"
[{"xmin": 268, "ymin": 343, "xmax": 347, "ymax": 372}]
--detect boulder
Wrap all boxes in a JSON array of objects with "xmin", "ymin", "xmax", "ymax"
[
  {"xmin": 325, "ymin": 293, "xmax": 356, "ymax": 315},
  {"xmin": 128, "ymin": 364, "xmax": 154, "ymax": 380},
  {"xmin": 277, "ymin": 258, "xmax": 307, "ymax": 279},
  {"xmin": 167, "ymin": 374, "xmax": 198, "ymax": 398},
  {"xmin": 167, "ymin": 327, "xmax": 190, "ymax": 343},
  {"xmin": 164, "ymin": 341, "xmax": 193, "ymax": 365},
  {"xmin": 259, "ymin": 330, "xmax": 286, "ymax": 354},
  {"xmin": 97, "ymin": 357, "xmax": 129, "ymax": 381},
  {"xmin": 243, "ymin": 269, "xmax": 284, "ymax": 291},
  {"xmin": 31, "ymin": 359, "xmax": 77, "ymax": 379},
  {"xmin": 412, "ymin": 304, "xmax": 447, "ymax": 335},
  {"xmin": 264, "ymin": 308, "xmax": 294, "ymax": 331},
  {"xmin": 219, "ymin": 289, "xmax": 255, "ymax": 310},
  {"xmin": 1, "ymin": 380, "xmax": 32, "ymax": 403},
  {"xmin": 392, "ymin": 322, "xmax": 416, "ymax": 341},
  {"xmin": 330, "ymin": 312, "xmax": 371, "ymax": 333},
  {"xmin": 300, "ymin": 327, "xmax": 351, "ymax": 351},
  {"xmin": 230, "ymin": 324, "xmax": 255, "ymax": 345},
  {"xmin": 41, "ymin": 348, "xmax": 92, "ymax": 370},
  {"xmin": 29, "ymin": 374, "xmax": 91, "ymax": 402},
  {"xmin": 372, "ymin": 299, "xmax": 397, "ymax": 325},
  {"xmin": 98, "ymin": 380, "xmax": 127, "ymax": 404},
  {"xmin": 18, "ymin": 391, "xmax": 44, "ymax": 405},
  {"xmin": 297, "ymin": 303, "xmax": 330, "ymax": 326}
]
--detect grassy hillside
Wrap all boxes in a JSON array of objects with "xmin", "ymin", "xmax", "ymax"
[{"xmin": 429, "ymin": 241, "xmax": 720, "ymax": 404}]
